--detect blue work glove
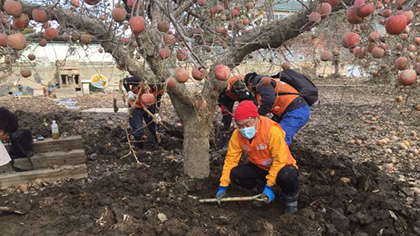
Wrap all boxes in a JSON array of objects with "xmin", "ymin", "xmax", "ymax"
[
  {"xmin": 215, "ymin": 186, "xmax": 227, "ymax": 204},
  {"xmin": 262, "ymin": 185, "xmax": 275, "ymax": 203}
]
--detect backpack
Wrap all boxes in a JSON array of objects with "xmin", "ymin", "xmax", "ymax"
[
  {"xmin": 8, "ymin": 129, "xmax": 34, "ymax": 172},
  {"xmin": 272, "ymin": 70, "xmax": 319, "ymax": 106}
]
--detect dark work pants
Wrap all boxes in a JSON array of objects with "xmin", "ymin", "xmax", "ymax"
[
  {"xmin": 129, "ymin": 105, "xmax": 157, "ymax": 141},
  {"xmin": 218, "ymin": 92, "xmax": 235, "ymax": 132},
  {"xmin": 230, "ymin": 163, "xmax": 299, "ymax": 195}
]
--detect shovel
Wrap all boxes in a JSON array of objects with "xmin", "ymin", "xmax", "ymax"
[{"xmin": 199, "ymin": 194, "xmax": 267, "ymax": 203}]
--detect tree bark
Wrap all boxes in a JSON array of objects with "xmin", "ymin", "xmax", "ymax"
[
  {"xmin": 182, "ymin": 115, "xmax": 211, "ymax": 178},
  {"xmin": 169, "ymin": 93, "xmax": 212, "ymax": 179}
]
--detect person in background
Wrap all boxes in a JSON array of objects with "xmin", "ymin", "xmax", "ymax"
[
  {"xmin": 123, "ymin": 76, "xmax": 164, "ymax": 150},
  {"xmin": 218, "ymin": 75, "xmax": 254, "ymax": 149},
  {"xmin": 243, "ymin": 72, "xmax": 310, "ymax": 146},
  {"xmin": 0, "ymin": 107, "xmax": 18, "ymax": 166},
  {"xmin": 215, "ymin": 101, "xmax": 299, "ymax": 214}
]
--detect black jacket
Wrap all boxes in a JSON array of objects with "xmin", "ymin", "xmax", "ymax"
[
  {"xmin": 251, "ymin": 76, "xmax": 307, "ymax": 117},
  {"xmin": 123, "ymin": 76, "xmax": 140, "ymax": 92}
]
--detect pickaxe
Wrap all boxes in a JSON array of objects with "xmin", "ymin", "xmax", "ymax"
[{"xmin": 199, "ymin": 194, "xmax": 267, "ymax": 203}]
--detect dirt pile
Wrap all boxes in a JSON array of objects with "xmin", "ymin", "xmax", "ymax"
[
  {"xmin": 0, "ymin": 145, "xmax": 419, "ymax": 235},
  {"xmin": 0, "ymin": 111, "xmax": 418, "ymax": 235},
  {"xmin": 0, "ymin": 86, "xmax": 419, "ymax": 236}
]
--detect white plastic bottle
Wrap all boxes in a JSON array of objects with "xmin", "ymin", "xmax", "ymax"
[{"xmin": 51, "ymin": 120, "xmax": 59, "ymax": 139}]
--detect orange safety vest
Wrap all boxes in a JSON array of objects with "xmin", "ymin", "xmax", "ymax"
[
  {"xmin": 256, "ymin": 77, "xmax": 299, "ymax": 117},
  {"xmin": 224, "ymin": 75, "xmax": 245, "ymax": 101},
  {"xmin": 235, "ymin": 116, "xmax": 295, "ymax": 171},
  {"xmin": 129, "ymin": 83, "xmax": 165, "ymax": 108}
]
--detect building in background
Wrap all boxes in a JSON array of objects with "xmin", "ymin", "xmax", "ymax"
[
  {"xmin": 21, "ymin": 42, "xmax": 115, "ymax": 67},
  {"xmin": 1, "ymin": 42, "xmax": 125, "ymax": 93},
  {"xmin": 252, "ymin": 1, "xmax": 309, "ymax": 63},
  {"xmin": 272, "ymin": 0, "xmax": 307, "ymax": 19}
]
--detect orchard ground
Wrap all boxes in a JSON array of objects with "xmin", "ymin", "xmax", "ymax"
[{"xmin": 0, "ymin": 75, "xmax": 419, "ymax": 236}]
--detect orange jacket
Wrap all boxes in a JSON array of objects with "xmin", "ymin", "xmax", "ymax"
[
  {"xmin": 129, "ymin": 83, "xmax": 165, "ymax": 108},
  {"xmin": 256, "ymin": 78, "xmax": 299, "ymax": 117},
  {"xmin": 224, "ymin": 75, "xmax": 245, "ymax": 101},
  {"xmin": 219, "ymin": 116, "xmax": 297, "ymax": 187}
]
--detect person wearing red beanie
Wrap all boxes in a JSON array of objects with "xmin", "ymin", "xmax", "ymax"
[
  {"xmin": 215, "ymin": 100, "xmax": 300, "ymax": 214},
  {"xmin": 233, "ymin": 100, "xmax": 259, "ymax": 121},
  {"xmin": 232, "ymin": 100, "xmax": 260, "ymax": 140}
]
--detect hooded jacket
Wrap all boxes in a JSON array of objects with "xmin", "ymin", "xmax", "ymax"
[{"xmin": 251, "ymin": 76, "xmax": 307, "ymax": 117}]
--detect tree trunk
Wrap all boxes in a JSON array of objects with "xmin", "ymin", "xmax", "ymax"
[
  {"xmin": 182, "ymin": 115, "xmax": 211, "ymax": 179},
  {"xmin": 169, "ymin": 93, "xmax": 212, "ymax": 179}
]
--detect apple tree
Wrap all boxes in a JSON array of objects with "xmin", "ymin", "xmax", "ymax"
[{"xmin": 7, "ymin": 0, "xmax": 418, "ymax": 179}]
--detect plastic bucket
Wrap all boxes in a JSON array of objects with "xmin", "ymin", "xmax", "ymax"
[{"xmin": 90, "ymin": 74, "xmax": 108, "ymax": 91}]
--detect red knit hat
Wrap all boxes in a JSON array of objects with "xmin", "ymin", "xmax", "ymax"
[{"xmin": 234, "ymin": 100, "xmax": 258, "ymax": 121}]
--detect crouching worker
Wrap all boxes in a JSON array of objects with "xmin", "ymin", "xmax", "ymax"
[
  {"xmin": 218, "ymin": 75, "xmax": 254, "ymax": 149},
  {"xmin": 215, "ymin": 100, "xmax": 299, "ymax": 214},
  {"xmin": 0, "ymin": 107, "xmax": 19, "ymax": 166},
  {"xmin": 244, "ymin": 72, "xmax": 311, "ymax": 146},
  {"xmin": 123, "ymin": 76, "xmax": 164, "ymax": 150}
]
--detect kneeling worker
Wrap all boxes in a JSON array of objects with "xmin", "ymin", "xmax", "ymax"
[{"xmin": 215, "ymin": 100, "xmax": 299, "ymax": 214}]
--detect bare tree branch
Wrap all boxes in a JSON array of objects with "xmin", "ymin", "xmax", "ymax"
[
  {"xmin": 173, "ymin": 0, "xmax": 195, "ymax": 18},
  {"xmin": 151, "ymin": 0, "xmax": 207, "ymax": 69},
  {"xmin": 222, "ymin": 0, "xmax": 354, "ymax": 68},
  {"xmin": 20, "ymin": 1, "xmax": 158, "ymax": 83}
]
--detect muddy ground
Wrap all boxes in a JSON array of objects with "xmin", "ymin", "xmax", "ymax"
[{"xmin": 0, "ymin": 77, "xmax": 419, "ymax": 236}]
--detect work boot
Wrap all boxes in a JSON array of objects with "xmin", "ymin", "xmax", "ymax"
[{"xmin": 284, "ymin": 192, "xmax": 298, "ymax": 214}]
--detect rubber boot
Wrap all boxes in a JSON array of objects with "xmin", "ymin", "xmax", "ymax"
[{"xmin": 284, "ymin": 192, "xmax": 298, "ymax": 214}]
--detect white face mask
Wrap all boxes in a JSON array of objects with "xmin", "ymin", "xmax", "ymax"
[
  {"xmin": 0, "ymin": 142, "xmax": 11, "ymax": 166},
  {"xmin": 239, "ymin": 126, "xmax": 256, "ymax": 139}
]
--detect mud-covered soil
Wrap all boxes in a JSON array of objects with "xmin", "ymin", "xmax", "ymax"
[{"xmin": 0, "ymin": 78, "xmax": 419, "ymax": 236}]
